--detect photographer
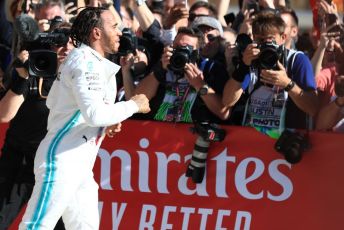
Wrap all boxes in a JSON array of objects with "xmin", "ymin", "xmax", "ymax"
[
  {"xmin": 0, "ymin": 21, "xmax": 73, "ymax": 229},
  {"xmin": 131, "ymin": 26, "xmax": 230, "ymax": 123},
  {"xmin": 34, "ymin": 0, "xmax": 66, "ymax": 32},
  {"xmin": 222, "ymin": 11, "xmax": 318, "ymax": 138}
]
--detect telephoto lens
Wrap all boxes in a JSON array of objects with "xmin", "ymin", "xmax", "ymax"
[{"xmin": 186, "ymin": 136, "xmax": 210, "ymax": 183}]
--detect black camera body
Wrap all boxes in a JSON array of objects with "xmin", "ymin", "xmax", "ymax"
[
  {"xmin": 274, "ymin": 129, "xmax": 309, "ymax": 164},
  {"xmin": 186, "ymin": 122, "xmax": 226, "ymax": 183},
  {"xmin": 24, "ymin": 29, "xmax": 69, "ymax": 78},
  {"xmin": 255, "ymin": 41, "xmax": 286, "ymax": 70},
  {"xmin": 15, "ymin": 15, "xmax": 70, "ymax": 78},
  {"xmin": 168, "ymin": 45, "xmax": 199, "ymax": 75},
  {"xmin": 118, "ymin": 28, "xmax": 138, "ymax": 56},
  {"xmin": 232, "ymin": 34, "xmax": 286, "ymax": 71}
]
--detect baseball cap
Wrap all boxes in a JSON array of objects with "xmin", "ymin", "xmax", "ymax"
[{"xmin": 191, "ymin": 16, "xmax": 224, "ymax": 36}]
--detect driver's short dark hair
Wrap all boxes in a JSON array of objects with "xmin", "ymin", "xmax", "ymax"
[{"xmin": 70, "ymin": 6, "xmax": 107, "ymax": 48}]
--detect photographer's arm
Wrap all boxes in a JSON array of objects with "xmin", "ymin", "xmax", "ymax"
[
  {"xmin": 131, "ymin": 0, "xmax": 155, "ymax": 32},
  {"xmin": 185, "ymin": 63, "xmax": 231, "ymax": 120},
  {"xmin": 285, "ymin": 83, "xmax": 318, "ymax": 116},
  {"xmin": 316, "ymin": 97, "xmax": 344, "ymax": 130},
  {"xmin": 200, "ymin": 87, "xmax": 231, "ymax": 120},
  {"xmin": 261, "ymin": 61, "xmax": 319, "ymax": 116},
  {"xmin": 222, "ymin": 78, "xmax": 244, "ymax": 108},
  {"xmin": 120, "ymin": 54, "xmax": 136, "ymax": 100},
  {"xmin": 0, "ymin": 51, "xmax": 29, "ymax": 123},
  {"xmin": 0, "ymin": 87, "xmax": 25, "ymax": 123},
  {"xmin": 0, "ymin": 68, "xmax": 29, "ymax": 122},
  {"xmin": 311, "ymin": 30, "xmax": 328, "ymax": 78},
  {"xmin": 213, "ymin": 0, "xmax": 231, "ymax": 27},
  {"xmin": 134, "ymin": 72, "xmax": 159, "ymax": 100}
]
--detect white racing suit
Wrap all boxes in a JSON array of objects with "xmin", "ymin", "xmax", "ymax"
[{"xmin": 19, "ymin": 44, "xmax": 139, "ymax": 230}]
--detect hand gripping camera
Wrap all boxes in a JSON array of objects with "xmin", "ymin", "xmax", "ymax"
[
  {"xmin": 186, "ymin": 122, "xmax": 226, "ymax": 183},
  {"xmin": 168, "ymin": 45, "xmax": 199, "ymax": 75},
  {"xmin": 256, "ymin": 41, "xmax": 286, "ymax": 70},
  {"xmin": 274, "ymin": 130, "xmax": 309, "ymax": 164},
  {"xmin": 14, "ymin": 15, "xmax": 70, "ymax": 78}
]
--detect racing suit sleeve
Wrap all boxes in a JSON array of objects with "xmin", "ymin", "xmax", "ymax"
[{"xmin": 68, "ymin": 56, "xmax": 139, "ymax": 127}]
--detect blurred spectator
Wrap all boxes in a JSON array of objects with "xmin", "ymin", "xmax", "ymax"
[
  {"xmin": 279, "ymin": 6, "xmax": 299, "ymax": 50},
  {"xmin": 188, "ymin": 0, "xmax": 217, "ymax": 21}
]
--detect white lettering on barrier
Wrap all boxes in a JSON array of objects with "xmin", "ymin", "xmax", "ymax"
[
  {"xmin": 161, "ymin": 206, "xmax": 177, "ymax": 229},
  {"xmin": 97, "ymin": 138, "xmax": 293, "ymax": 201},
  {"xmin": 235, "ymin": 157, "xmax": 265, "ymax": 200},
  {"xmin": 215, "ymin": 209, "xmax": 231, "ymax": 230},
  {"xmin": 268, "ymin": 159, "xmax": 293, "ymax": 201},
  {"xmin": 213, "ymin": 148, "xmax": 236, "ymax": 198},
  {"xmin": 112, "ymin": 202, "xmax": 127, "ymax": 229},
  {"xmin": 139, "ymin": 204, "xmax": 156, "ymax": 230},
  {"xmin": 199, "ymin": 208, "xmax": 213, "ymax": 230},
  {"xmin": 235, "ymin": 211, "xmax": 251, "ymax": 230},
  {"xmin": 180, "ymin": 207, "xmax": 195, "ymax": 230},
  {"xmin": 106, "ymin": 203, "xmax": 252, "ymax": 229}
]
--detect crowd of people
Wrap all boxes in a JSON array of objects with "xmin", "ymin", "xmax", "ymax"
[{"xmin": 0, "ymin": 0, "xmax": 343, "ymax": 229}]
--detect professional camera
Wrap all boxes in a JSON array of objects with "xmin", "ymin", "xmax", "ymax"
[
  {"xmin": 47, "ymin": 16, "xmax": 64, "ymax": 30},
  {"xmin": 274, "ymin": 129, "xmax": 309, "ymax": 164},
  {"xmin": 14, "ymin": 14, "xmax": 70, "ymax": 78},
  {"xmin": 233, "ymin": 34, "xmax": 286, "ymax": 70},
  {"xmin": 232, "ymin": 33, "xmax": 253, "ymax": 66},
  {"xmin": 186, "ymin": 122, "xmax": 226, "ymax": 183},
  {"xmin": 118, "ymin": 28, "xmax": 138, "ymax": 56},
  {"xmin": 168, "ymin": 45, "xmax": 199, "ymax": 75},
  {"xmin": 256, "ymin": 41, "xmax": 286, "ymax": 70}
]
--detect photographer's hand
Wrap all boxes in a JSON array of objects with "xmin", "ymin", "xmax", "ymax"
[
  {"xmin": 161, "ymin": 46, "xmax": 173, "ymax": 70},
  {"xmin": 15, "ymin": 50, "xmax": 29, "ymax": 79},
  {"xmin": 238, "ymin": 9, "xmax": 254, "ymax": 36},
  {"xmin": 318, "ymin": 0, "xmax": 338, "ymax": 17},
  {"xmin": 242, "ymin": 43, "xmax": 260, "ymax": 66},
  {"xmin": 64, "ymin": 2, "xmax": 78, "ymax": 23},
  {"xmin": 224, "ymin": 42, "xmax": 238, "ymax": 75},
  {"xmin": 184, "ymin": 63, "xmax": 205, "ymax": 91},
  {"xmin": 260, "ymin": 61, "xmax": 290, "ymax": 88},
  {"xmin": 120, "ymin": 53, "xmax": 135, "ymax": 72},
  {"xmin": 163, "ymin": 3, "xmax": 189, "ymax": 30},
  {"xmin": 38, "ymin": 19, "xmax": 50, "ymax": 32}
]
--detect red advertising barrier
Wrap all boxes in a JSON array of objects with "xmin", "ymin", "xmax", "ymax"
[{"xmin": 1, "ymin": 120, "xmax": 344, "ymax": 230}]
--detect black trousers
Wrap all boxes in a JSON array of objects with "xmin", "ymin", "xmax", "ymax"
[{"xmin": 0, "ymin": 141, "xmax": 65, "ymax": 230}]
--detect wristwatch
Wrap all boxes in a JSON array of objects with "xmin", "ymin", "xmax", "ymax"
[
  {"xmin": 198, "ymin": 84, "xmax": 209, "ymax": 96},
  {"xmin": 284, "ymin": 80, "xmax": 295, "ymax": 92},
  {"xmin": 135, "ymin": 0, "xmax": 146, "ymax": 6}
]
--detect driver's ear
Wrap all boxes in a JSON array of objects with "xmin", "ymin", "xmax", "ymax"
[{"xmin": 91, "ymin": 27, "xmax": 102, "ymax": 40}]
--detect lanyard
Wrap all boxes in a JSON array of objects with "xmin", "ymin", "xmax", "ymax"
[{"xmin": 174, "ymin": 84, "xmax": 190, "ymax": 122}]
